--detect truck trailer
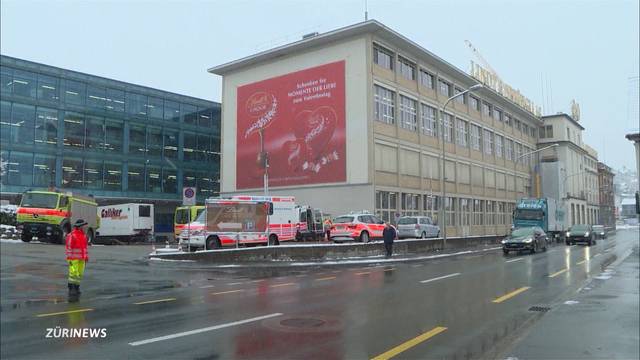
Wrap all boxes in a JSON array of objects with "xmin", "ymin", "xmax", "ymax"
[{"xmin": 96, "ymin": 203, "xmax": 154, "ymax": 244}]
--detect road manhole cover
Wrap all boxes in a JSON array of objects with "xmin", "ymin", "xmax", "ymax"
[
  {"xmin": 280, "ymin": 318, "xmax": 326, "ymax": 328},
  {"xmin": 528, "ymin": 306, "xmax": 551, "ymax": 312},
  {"xmin": 263, "ymin": 314, "xmax": 343, "ymax": 333}
]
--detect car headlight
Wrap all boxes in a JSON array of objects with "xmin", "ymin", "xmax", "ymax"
[
  {"xmin": 566, "ymin": 232, "xmax": 571, "ymax": 237},
  {"xmin": 523, "ymin": 237, "xmax": 533, "ymax": 243},
  {"xmin": 585, "ymin": 232, "xmax": 590, "ymax": 237},
  {"xmin": 501, "ymin": 239, "xmax": 507, "ymax": 244}
]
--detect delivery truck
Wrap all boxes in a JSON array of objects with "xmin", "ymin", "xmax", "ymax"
[
  {"xmin": 513, "ymin": 197, "xmax": 567, "ymax": 241},
  {"xmin": 95, "ymin": 203, "xmax": 154, "ymax": 244}
]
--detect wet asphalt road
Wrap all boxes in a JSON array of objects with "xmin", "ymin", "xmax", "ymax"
[{"xmin": 1, "ymin": 229, "xmax": 638, "ymax": 360}]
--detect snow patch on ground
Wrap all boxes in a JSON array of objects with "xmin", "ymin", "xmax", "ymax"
[
  {"xmin": 148, "ymin": 257, "xmax": 196, "ymax": 263},
  {"xmin": 0, "ymin": 238, "xmax": 22, "ymax": 244},
  {"xmin": 564, "ymin": 300, "xmax": 580, "ymax": 305}
]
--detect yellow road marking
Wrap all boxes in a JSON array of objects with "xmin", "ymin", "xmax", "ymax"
[
  {"xmin": 371, "ymin": 326, "xmax": 447, "ymax": 360},
  {"xmin": 134, "ymin": 298, "xmax": 176, "ymax": 305},
  {"xmin": 270, "ymin": 283, "xmax": 295, "ymax": 288},
  {"xmin": 492, "ymin": 287, "xmax": 530, "ymax": 303},
  {"xmin": 549, "ymin": 269, "xmax": 568, "ymax": 278},
  {"xmin": 355, "ymin": 272, "xmax": 371, "ymax": 275},
  {"xmin": 315, "ymin": 276, "xmax": 336, "ymax": 281},
  {"xmin": 36, "ymin": 308, "xmax": 94, "ymax": 318},
  {"xmin": 211, "ymin": 290, "xmax": 245, "ymax": 295},
  {"xmin": 576, "ymin": 260, "xmax": 586, "ymax": 265}
]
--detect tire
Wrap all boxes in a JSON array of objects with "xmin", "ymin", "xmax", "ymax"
[
  {"xmin": 21, "ymin": 232, "xmax": 31, "ymax": 243},
  {"xmin": 205, "ymin": 236, "xmax": 221, "ymax": 250},
  {"xmin": 503, "ymin": 249, "xmax": 509, "ymax": 256},
  {"xmin": 531, "ymin": 242, "xmax": 537, "ymax": 254},
  {"xmin": 565, "ymin": 240, "xmax": 571, "ymax": 246},
  {"xmin": 360, "ymin": 231, "xmax": 370, "ymax": 243},
  {"xmin": 421, "ymin": 232, "xmax": 427, "ymax": 239},
  {"xmin": 437, "ymin": 231, "xmax": 441, "ymax": 238},
  {"xmin": 268, "ymin": 234, "xmax": 279, "ymax": 246}
]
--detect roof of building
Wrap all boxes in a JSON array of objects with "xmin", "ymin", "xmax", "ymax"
[
  {"xmin": 540, "ymin": 113, "xmax": 585, "ymax": 130},
  {"xmin": 1, "ymin": 54, "xmax": 219, "ymax": 105},
  {"xmin": 207, "ymin": 20, "xmax": 540, "ymax": 122}
]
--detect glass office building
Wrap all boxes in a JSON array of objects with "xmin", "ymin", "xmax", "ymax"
[{"xmin": 0, "ymin": 55, "xmax": 220, "ymax": 237}]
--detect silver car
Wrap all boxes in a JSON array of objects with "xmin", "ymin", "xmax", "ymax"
[{"xmin": 397, "ymin": 216, "xmax": 440, "ymax": 239}]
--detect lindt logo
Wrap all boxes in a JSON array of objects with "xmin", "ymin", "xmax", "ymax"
[
  {"xmin": 101, "ymin": 208, "xmax": 123, "ymax": 218},
  {"xmin": 246, "ymin": 92, "xmax": 270, "ymax": 117}
]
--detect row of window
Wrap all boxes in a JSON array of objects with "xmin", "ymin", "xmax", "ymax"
[
  {"xmin": 373, "ymin": 44, "xmax": 537, "ymax": 138},
  {"xmin": 375, "ymin": 190, "xmax": 515, "ymax": 227},
  {"xmin": 0, "ymin": 150, "xmax": 219, "ymax": 196},
  {"xmin": 374, "ymin": 86, "xmax": 536, "ymax": 162},
  {"xmin": 0, "ymin": 102, "xmax": 220, "ymax": 162},
  {"xmin": 0, "ymin": 66, "xmax": 219, "ymax": 127}
]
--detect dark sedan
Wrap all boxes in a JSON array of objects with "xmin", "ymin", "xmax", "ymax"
[
  {"xmin": 565, "ymin": 224, "xmax": 596, "ymax": 246},
  {"xmin": 592, "ymin": 225, "xmax": 607, "ymax": 239},
  {"xmin": 502, "ymin": 226, "xmax": 549, "ymax": 255}
]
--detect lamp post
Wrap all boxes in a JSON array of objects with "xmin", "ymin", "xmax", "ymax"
[{"xmin": 440, "ymin": 84, "xmax": 483, "ymax": 246}]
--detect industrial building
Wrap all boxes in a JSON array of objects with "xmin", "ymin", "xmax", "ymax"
[{"xmin": 208, "ymin": 20, "xmax": 543, "ymax": 237}]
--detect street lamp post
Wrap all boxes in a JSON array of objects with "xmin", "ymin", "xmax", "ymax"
[{"xmin": 440, "ymin": 84, "xmax": 483, "ymax": 246}]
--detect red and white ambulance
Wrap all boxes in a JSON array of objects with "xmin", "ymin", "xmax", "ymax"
[{"xmin": 202, "ymin": 195, "xmax": 300, "ymax": 250}]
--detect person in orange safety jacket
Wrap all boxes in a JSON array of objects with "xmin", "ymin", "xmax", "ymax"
[{"xmin": 66, "ymin": 219, "xmax": 89, "ymax": 302}]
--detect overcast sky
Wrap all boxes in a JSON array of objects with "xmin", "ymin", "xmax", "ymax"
[{"xmin": 1, "ymin": 0, "xmax": 638, "ymax": 171}]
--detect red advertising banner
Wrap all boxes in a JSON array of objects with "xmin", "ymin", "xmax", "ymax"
[{"xmin": 236, "ymin": 61, "xmax": 346, "ymax": 189}]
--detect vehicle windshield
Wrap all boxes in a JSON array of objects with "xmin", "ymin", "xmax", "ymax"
[
  {"xmin": 511, "ymin": 227, "xmax": 535, "ymax": 237},
  {"xmin": 195, "ymin": 210, "xmax": 207, "ymax": 223},
  {"xmin": 592, "ymin": 225, "xmax": 604, "ymax": 230},
  {"xmin": 570, "ymin": 225, "xmax": 590, "ymax": 231},
  {"xmin": 398, "ymin": 217, "xmax": 417, "ymax": 225},
  {"xmin": 20, "ymin": 193, "xmax": 59, "ymax": 209},
  {"xmin": 514, "ymin": 209, "xmax": 543, "ymax": 220},
  {"xmin": 333, "ymin": 216, "xmax": 354, "ymax": 224},
  {"xmin": 175, "ymin": 208, "xmax": 190, "ymax": 224}
]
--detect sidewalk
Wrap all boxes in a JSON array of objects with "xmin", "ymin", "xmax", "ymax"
[{"xmin": 507, "ymin": 245, "xmax": 640, "ymax": 360}]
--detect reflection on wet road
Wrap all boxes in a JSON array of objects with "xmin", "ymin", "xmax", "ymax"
[{"xmin": 1, "ymin": 229, "xmax": 637, "ymax": 359}]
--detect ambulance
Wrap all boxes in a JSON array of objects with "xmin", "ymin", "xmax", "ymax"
[
  {"xmin": 173, "ymin": 205, "xmax": 205, "ymax": 241},
  {"xmin": 202, "ymin": 195, "xmax": 299, "ymax": 250}
]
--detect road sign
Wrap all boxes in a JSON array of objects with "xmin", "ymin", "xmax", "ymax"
[{"xmin": 183, "ymin": 187, "xmax": 196, "ymax": 206}]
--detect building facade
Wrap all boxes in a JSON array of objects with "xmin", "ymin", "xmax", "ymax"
[
  {"xmin": 0, "ymin": 55, "xmax": 221, "ymax": 237},
  {"xmin": 538, "ymin": 113, "xmax": 599, "ymax": 226},
  {"xmin": 597, "ymin": 162, "xmax": 615, "ymax": 228},
  {"xmin": 209, "ymin": 20, "xmax": 541, "ymax": 237}
]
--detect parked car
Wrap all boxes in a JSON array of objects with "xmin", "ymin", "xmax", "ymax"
[
  {"xmin": 592, "ymin": 225, "xmax": 607, "ymax": 239},
  {"xmin": 330, "ymin": 212, "xmax": 386, "ymax": 243},
  {"xmin": 502, "ymin": 226, "xmax": 549, "ymax": 255},
  {"xmin": 397, "ymin": 216, "xmax": 440, "ymax": 239},
  {"xmin": 565, "ymin": 224, "xmax": 596, "ymax": 246}
]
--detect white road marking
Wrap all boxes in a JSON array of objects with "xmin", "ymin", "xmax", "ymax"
[
  {"xmin": 227, "ymin": 282, "xmax": 244, "ymax": 286},
  {"xmin": 420, "ymin": 273, "xmax": 461, "ymax": 284},
  {"xmin": 506, "ymin": 258, "xmax": 524, "ymax": 263},
  {"xmin": 199, "ymin": 285, "xmax": 215, "ymax": 289},
  {"xmin": 129, "ymin": 313, "xmax": 283, "ymax": 346},
  {"xmin": 593, "ymin": 253, "xmax": 601, "ymax": 258}
]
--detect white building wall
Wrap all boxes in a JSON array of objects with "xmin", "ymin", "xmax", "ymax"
[{"xmin": 218, "ymin": 37, "xmax": 371, "ymax": 215}]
